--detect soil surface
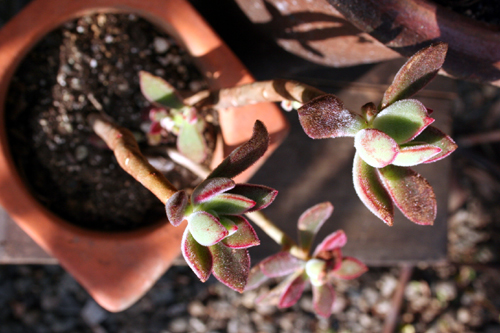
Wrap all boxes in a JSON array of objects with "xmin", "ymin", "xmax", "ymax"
[{"xmin": 6, "ymin": 13, "xmax": 215, "ymax": 231}]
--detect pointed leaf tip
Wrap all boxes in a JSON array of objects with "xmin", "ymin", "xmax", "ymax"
[
  {"xmin": 208, "ymin": 120, "xmax": 269, "ymax": 179},
  {"xmin": 414, "ymin": 126, "xmax": 457, "ymax": 163},
  {"xmin": 222, "ymin": 216, "xmax": 260, "ymax": 249},
  {"xmin": 392, "ymin": 143, "xmax": 442, "ymax": 166},
  {"xmin": 297, "ymin": 202, "xmax": 334, "ymax": 252},
  {"xmin": 192, "ymin": 177, "xmax": 235, "ymax": 205},
  {"xmin": 166, "ymin": 190, "xmax": 188, "ymax": 227},
  {"xmin": 228, "ymin": 184, "xmax": 278, "ymax": 212},
  {"xmin": 331, "ymin": 257, "xmax": 368, "ymax": 280}
]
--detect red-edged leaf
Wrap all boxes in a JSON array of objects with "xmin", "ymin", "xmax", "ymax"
[
  {"xmin": 413, "ymin": 126, "xmax": 458, "ymax": 163},
  {"xmin": 353, "ymin": 153, "xmax": 394, "ymax": 226},
  {"xmin": 192, "ymin": 177, "xmax": 235, "ymax": 205},
  {"xmin": 260, "ymin": 252, "xmax": 305, "ymax": 278},
  {"xmin": 199, "ymin": 193, "xmax": 256, "ymax": 215},
  {"xmin": 354, "ymin": 129, "xmax": 399, "ymax": 168},
  {"xmin": 312, "ymin": 283, "xmax": 335, "ymax": 318},
  {"xmin": 298, "ymin": 94, "xmax": 366, "ymax": 139},
  {"xmin": 222, "ymin": 216, "xmax": 260, "ymax": 249},
  {"xmin": 188, "ymin": 211, "xmax": 228, "ymax": 246},
  {"xmin": 139, "ymin": 71, "xmax": 184, "ymax": 109},
  {"xmin": 208, "ymin": 120, "xmax": 269, "ymax": 179},
  {"xmin": 210, "ymin": 243, "xmax": 250, "ymax": 293},
  {"xmin": 165, "ymin": 190, "xmax": 189, "ymax": 227},
  {"xmin": 373, "ymin": 99, "xmax": 434, "ymax": 144},
  {"xmin": 305, "ymin": 259, "xmax": 327, "ymax": 287},
  {"xmin": 149, "ymin": 121, "xmax": 162, "ymax": 134},
  {"xmin": 228, "ymin": 184, "xmax": 278, "ymax": 212},
  {"xmin": 297, "ymin": 202, "xmax": 334, "ymax": 253},
  {"xmin": 381, "ymin": 42, "xmax": 448, "ymax": 109},
  {"xmin": 181, "ymin": 228, "xmax": 212, "ymax": 282},
  {"xmin": 392, "ymin": 143, "xmax": 441, "ymax": 166},
  {"xmin": 378, "ymin": 165, "xmax": 436, "ymax": 225},
  {"xmin": 313, "ymin": 230, "xmax": 347, "ymax": 257},
  {"xmin": 278, "ymin": 271, "xmax": 308, "ymax": 308},
  {"xmin": 245, "ymin": 264, "xmax": 269, "ymax": 291},
  {"xmin": 177, "ymin": 121, "xmax": 207, "ymax": 164},
  {"xmin": 330, "ymin": 257, "xmax": 368, "ymax": 280},
  {"xmin": 219, "ymin": 216, "xmax": 238, "ymax": 236}
]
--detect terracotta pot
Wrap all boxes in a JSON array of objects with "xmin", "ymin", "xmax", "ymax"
[{"xmin": 0, "ymin": 0, "xmax": 288, "ymax": 312}]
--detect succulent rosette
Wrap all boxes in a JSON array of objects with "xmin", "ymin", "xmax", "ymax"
[
  {"xmin": 245, "ymin": 202, "xmax": 367, "ymax": 318},
  {"xmin": 297, "ymin": 43, "xmax": 457, "ymax": 226},
  {"xmin": 165, "ymin": 121, "xmax": 277, "ymax": 292}
]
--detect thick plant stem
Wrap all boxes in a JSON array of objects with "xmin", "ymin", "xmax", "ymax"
[
  {"xmin": 185, "ymin": 79, "xmax": 327, "ymax": 110},
  {"xmin": 88, "ymin": 113, "xmax": 178, "ymax": 204}
]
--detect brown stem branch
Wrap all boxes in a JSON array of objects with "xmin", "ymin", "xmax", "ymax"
[
  {"xmin": 88, "ymin": 113, "xmax": 178, "ymax": 204},
  {"xmin": 184, "ymin": 79, "xmax": 327, "ymax": 110}
]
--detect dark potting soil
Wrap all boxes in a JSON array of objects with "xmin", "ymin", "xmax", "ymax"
[
  {"xmin": 6, "ymin": 13, "xmax": 216, "ymax": 231},
  {"xmin": 433, "ymin": 0, "xmax": 500, "ymax": 26}
]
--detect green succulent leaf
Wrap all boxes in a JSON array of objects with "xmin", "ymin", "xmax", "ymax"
[
  {"xmin": 222, "ymin": 216, "xmax": 260, "ymax": 249},
  {"xmin": 219, "ymin": 216, "xmax": 238, "ymax": 236},
  {"xmin": 181, "ymin": 229, "xmax": 212, "ymax": 282},
  {"xmin": 208, "ymin": 120, "xmax": 269, "ymax": 179},
  {"xmin": 413, "ymin": 126, "xmax": 458, "ymax": 163},
  {"xmin": 260, "ymin": 252, "xmax": 305, "ymax": 278},
  {"xmin": 199, "ymin": 193, "xmax": 256, "ymax": 215},
  {"xmin": 392, "ymin": 143, "xmax": 442, "ymax": 166},
  {"xmin": 305, "ymin": 259, "xmax": 327, "ymax": 287},
  {"xmin": 165, "ymin": 190, "xmax": 189, "ymax": 227},
  {"xmin": 298, "ymin": 94, "xmax": 367, "ymax": 139},
  {"xmin": 245, "ymin": 264, "xmax": 269, "ymax": 291},
  {"xmin": 381, "ymin": 42, "xmax": 448, "ymax": 109},
  {"xmin": 228, "ymin": 184, "xmax": 278, "ymax": 212},
  {"xmin": 373, "ymin": 99, "xmax": 434, "ymax": 144},
  {"xmin": 177, "ymin": 120, "xmax": 207, "ymax": 164},
  {"xmin": 139, "ymin": 71, "xmax": 184, "ymax": 109},
  {"xmin": 297, "ymin": 202, "xmax": 334, "ymax": 253},
  {"xmin": 278, "ymin": 271, "xmax": 308, "ymax": 309},
  {"xmin": 210, "ymin": 243, "xmax": 250, "ymax": 293},
  {"xmin": 330, "ymin": 257, "xmax": 368, "ymax": 280},
  {"xmin": 353, "ymin": 153, "xmax": 394, "ymax": 226},
  {"xmin": 354, "ymin": 129, "xmax": 399, "ymax": 168},
  {"xmin": 188, "ymin": 211, "xmax": 228, "ymax": 246},
  {"xmin": 378, "ymin": 165, "xmax": 436, "ymax": 225},
  {"xmin": 312, "ymin": 230, "xmax": 347, "ymax": 257},
  {"xmin": 312, "ymin": 283, "xmax": 335, "ymax": 318},
  {"xmin": 192, "ymin": 177, "xmax": 235, "ymax": 205}
]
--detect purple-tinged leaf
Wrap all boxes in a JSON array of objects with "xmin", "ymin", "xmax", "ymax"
[
  {"xmin": 297, "ymin": 202, "xmax": 334, "ymax": 253},
  {"xmin": 219, "ymin": 216, "xmax": 238, "ymax": 236},
  {"xmin": 188, "ymin": 211, "xmax": 228, "ymax": 246},
  {"xmin": 192, "ymin": 177, "xmax": 235, "ymax": 205},
  {"xmin": 210, "ymin": 243, "xmax": 250, "ymax": 293},
  {"xmin": 330, "ymin": 257, "xmax": 368, "ymax": 280},
  {"xmin": 378, "ymin": 165, "xmax": 436, "ymax": 225},
  {"xmin": 149, "ymin": 121, "xmax": 162, "ymax": 134},
  {"xmin": 413, "ymin": 126, "xmax": 458, "ymax": 163},
  {"xmin": 355, "ymin": 129, "xmax": 399, "ymax": 168},
  {"xmin": 260, "ymin": 252, "xmax": 305, "ymax": 278},
  {"xmin": 181, "ymin": 228, "xmax": 212, "ymax": 282},
  {"xmin": 278, "ymin": 271, "xmax": 308, "ymax": 308},
  {"xmin": 373, "ymin": 99, "xmax": 435, "ymax": 144},
  {"xmin": 165, "ymin": 190, "xmax": 189, "ymax": 227},
  {"xmin": 139, "ymin": 71, "xmax": 184, "ymax": 109},
  {"xmin": 208, "ymin": 120, "xmax": 269, "ymax": 179},
  {"xmin": 353, "ymin": 153, "xmax": 394, "ymax": 226},
  {"xmin": 245, "ymin": 264, "xmax": 269, "ymax": 291},
  {"xmin": 392, "ymin": 143, "xmax": 441, "ymax": 166},
  {"xmin": 177, "ymin": 121, "xmax": 207, "ymax": 164},
  {"xmin": 312, "ymin": 283, "xmax": 335, "ymax": 318},
  {"xmin": 222, "ymin": 216, "xmax": 260, "ymax": 249},
  {"xmin": 305, "ymin": 259, "xmax": 327, "ymax": 287},
  {"xmin": 200, "ymin": 193, "xmax": 256, "ymax": 215},
  {"xmin": 313, "ymin": 230, "xmax": 347, "ymax": 257},
  {"xmin": 298, "ymin": 94, "xmax": 367, "ymax": 139},
  {"xmin": 381, "ymin": 42, "xmax": 448, "ymax": 109},
  {"xmin": 228, "ymin": 184, "xmax": 278, "ymax": 212}
]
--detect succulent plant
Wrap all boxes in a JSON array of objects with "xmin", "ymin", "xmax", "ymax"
[
  {"xmin": 165, "ymin": 121, "xmax": 278, "ymax": 292},
  {"xmin": 139, "ymin": 71, "xmax": 208, "ymax": 163},
  {"xmin": 245, "ymin": 202, "xmax": 367, "ymax": 318},
  {"xmin": 297, "ymin": 43, "xmax": 457, "ymax": 226}
]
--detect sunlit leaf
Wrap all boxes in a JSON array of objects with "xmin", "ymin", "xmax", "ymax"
[
  {"xmin": 192, "ymin": 177, "xmax": 235, "ymax": 205},
  {"xmin": 312, "ymin": 283, "xmax": 335, "ymax": 318},
  {"xmin": 188, "ymin": 211, "xmax": 228, "ymax": 246},
  {"xmin": 378, "ymin": 165, "xmax": 436, "ymax": 225},
  {"xmin": 222, "ymin": 216, "xmax": 260, "ymax": 249},
  {"xmin": 353, "ymin": 153, "xmax": 394, "ymax": 226},
  {"xmin": 199, "ymin": 193, "xmax": 256, "ymax": 215},
  {"xmin": 313, "ymin": 230, "xmax": 347, "ymax": 257},
  {"xmin": 373, "ymin": 99, "xmax": 434, "ymax": 144},
  {"xmin": 297, "ymin": 202, "xmax": 334, "ymax": 253},
  {"xmin": 413, "ymin": 126, "xmax": 458, "ymax": 163},
  {"xmin": 392, "ymin": 143, "xmax": 441, "ymax": 166},
  {"xmin": 210, "ymin": 243, "xmax": 250, "ymax": 293},
  {"xmin": 181, "ymin": 229, "xmax": 212, "ymax": 282},
  {"xmin": 139, "ymin": 71, "xmax": 184, "ymax": 109},
  {"xmin": 165, "ymin": 190, "xmax": 189, "ymax": 227},
  {"xmin": 305, "ymin": 259, "xmax": 327, "ymax": 287},
  {"xmin": 298, "ymin": 94, "xmax": 367, "ymax": 139},
  {"xmin": 177, "ymin": 120, "xmax": 207, "ymax": 164},
  {"xmin": 260, "ymin": 252, "xmax": 305, "ymax": 278},
  {"xmin": 330, "ymin": 257, "xmax": 368, "ymax": 280},
  {"xmin": 228, "ymin": 184, "xmax": 278, "ymax": 212},
  {"xmin": 381, "ymin": 42, "xmax": 448, "ymax": 109},
  {"xmin": 354, "ymin": 129, "xmax": 399, "ymax": 168},
  {"xmin": 208, "ymin": 120, "xmax": 269, "ymax": 179}
]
